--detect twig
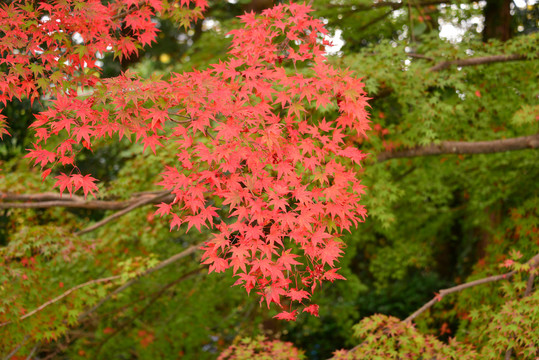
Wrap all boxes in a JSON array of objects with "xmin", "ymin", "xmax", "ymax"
[
  {"xmin": 25, "ymin": 342, "xmax": 39, "ymax": 360},
  {"xmin": 74, "ymin": 190, "xmax": 171, "ymax": 236},
  {"xmin": 3, "ymin": 336, "xmax": 29, "ymax": 360},
  {"xmin": 404, "ymin": 253, "xmax": 539, "ymax": 323},
  {"xmin": 78, "ymin": 243, "xmax": 201, "ymax": 321},
  {"xmin": 0, "ymin": 276, "xmax": 121, "ymax": 328},
  {"xmin": 406, "ymin": 53, "xmax": 434, "ymax": 60},
  {"xmin": 93, "ymin": 268, "xmax": 202, "ymax": 356},
  {"xmin": 358, "ymin": 10, "xmax": 393, "ymax": 32},
  {"xmin": 377, "ymin": 133, "xmax": 539, "ymax": 162}
]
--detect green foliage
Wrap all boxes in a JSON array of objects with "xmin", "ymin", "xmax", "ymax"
[{"xmin": 218, "ymin": 335, "xmax": 305, "ymax": 360}]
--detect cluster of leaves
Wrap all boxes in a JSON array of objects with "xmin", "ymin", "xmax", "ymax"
[
  {"xmin": 10, "ymin": 2, "xmax": 372, "ymax": 319},
  {"xmin": 218, "ymin": 335, "xmax": 304, "ymax": 360},
  {"xmin": 0, "ymin": 0, "xmax": 206, "ymax": 136}
]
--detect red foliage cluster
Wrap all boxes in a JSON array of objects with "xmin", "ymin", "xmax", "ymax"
[
  {"xmin": 1, "ymin": 2, "xmax": 370, "ymax": 319},
  {"xmin": 0, "ymin": 0, "xmax": 206, "ymax": 136}
]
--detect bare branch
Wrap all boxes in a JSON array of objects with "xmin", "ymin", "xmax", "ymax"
[
  {"xmin": 369, "ymin": 52, "xmax": 535, "ymax": 99},
  {"xmin": 78, "ymin": 243, "xmax": 201, "ymax": 321},
  {"xmin": 358, "ymin": 10, "xmax": 393, "ymax": 31},
  {"xmin": 377, "ymin": 133, "xmax": 539, "ymax": 162},
  {"xmin": 328, "ymin": 0, "xmax": 448, "ymax": 11},
  {"xmin": 404, "ymin": 253, "xmax": 539, "ymax": 323},
  {"xmin": 93, "ymin": 268, "xmax": 203, "ymax": 356},
  {"xmin": 4, "ymin": 336, "xmax": 29, "ymax": 360},
  {"xmin": 0, "ymin": 191, "xmax": 174, "ymax": 210},
  {"xmin": 0, "ymin": 276, "xmax": 122, "ymax": 328},
  {"xmin": 74, "ymin": 190, "xmax": 171, "ymax": 236},
  {"xmin": 429, "ymin": 53, "xmax": 531, "ymax": 72},
  {"xmin": 523, "ymin": 270, "xmax": 536, "ymax": 298},
  {"xmin": 0, "ymin": 192, "xmax": 85, "ymax": 202}
]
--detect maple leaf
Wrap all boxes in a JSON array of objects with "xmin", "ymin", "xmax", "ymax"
[
  {"xmin": 155, "ymin": 203, "xmax": 172, "ymax": 217},
  {"xmin": 71, "ymin": 174, "xmax": 99, "ymax": 199},
  {"xmin": 287, "ymin": 289, "xmax": 310, "ymax": 302},
  {"xmin": 273, "ymin": 310, "xmax": 298, "ymax": 321},
  {"xmin": 302, "ymin": 304, "xmax": 319, "ymax": 317},
  {"xmin": 319, "ymin": 240, "xmax": 344, "ymax": 266},
  {"xmin": 263, "ymin": 283, "xmax": 287, "ymax": 308},
  {"xmin": 25, "ymin": 146, "xmax": 56, "ymax": 168},
  {"xmin": 53, "ymin": 173, "xmax": 74, "ymax": 196},
  {"xmin": 277, "ymin": 249, "xmax": 302, "ymax": 271},
  {"xmin": 141, "ymin": 135, "xmax": 163, "ymax": 154},
  {"xmin": 169, "ymin": 213, "xmax": 183, "ymax": 230},
  {"xmin": 323, "ymin": 268, "xmax": 346, "ymax": 282}
]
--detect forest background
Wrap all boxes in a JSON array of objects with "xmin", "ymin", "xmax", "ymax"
[{"xmin": 0, "ymin": 0, "xmax": 538, "ymax": 359}]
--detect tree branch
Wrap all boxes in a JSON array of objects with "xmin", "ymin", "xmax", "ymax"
[
  {"xmin": 74, "ymin": 190, "xmax": 171, "ymax": 236},
  {"xmin": 429, "ymin": 53, "xmax": 531, "ymax": 72},
  {"xmin": 369, "ymin": 52, "xmax": 535, "ymax": 100},
  {"xmin": 377, "ymin": 133, "xmax": 539, "ymax": 162},
  {"xmin": 358, "ymin": 10, "xmax": 393, "ymax": 31},
  {"xmin": 328, "ymin": 0, "xmax": 448, "ymax": 11},
  {"xmin": 0, "ymin": 191, "xmax": 174, "ymax": 210},
  {"xmin": 404, "ymin": 253, "xmax": 539, "ymax": 323},
  {"xmin": 78, "ymin": 243, "xmax": 201, "ymax": 321},
  {"xmin": 0, "ymin": 276, "xmax": 122, "ymax": 328},
  {"xmin": 5, "ymin": 135, "xmax": 538, "ymax": 213},
  {"xmin": 0, "ymin": 243, "xmax": 200, "ymax": 331},
  {"xmin": 4, "ymin": 336, "xmax": 29, "ymax": 360},
  {"xmin": 93, "ymin": 268, "xmax": 203, "ymax": 356}
]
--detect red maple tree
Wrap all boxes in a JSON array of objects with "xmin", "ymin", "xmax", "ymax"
[{"xmin": 1, "ymin": 0, "xmax": 370, "ymax": 319}]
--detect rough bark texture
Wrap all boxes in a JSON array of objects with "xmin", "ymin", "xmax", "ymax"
[{"xmin": 377, "ymin": 133, "xmax": 539, "ymax": 162}]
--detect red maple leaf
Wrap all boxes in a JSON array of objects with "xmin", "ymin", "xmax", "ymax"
[
  {"xmin": 273, "ymin": 310, "xmax": 298, "ymax": 321},
  {"xmin": 302, "ymin": 304, "xmax": 319, "ymax": 317}
]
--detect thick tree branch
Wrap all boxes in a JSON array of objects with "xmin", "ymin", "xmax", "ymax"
[
  {"xmin": 74, "ymin": 190, "xmax": 171, "ymax": 236},
  {"xmin": 0, "ymin": 190, "xmax": 173, "ymax": 235},
  {"xmin": 3, "ymin": 136, "xmax": 537, "ymax": 216},
  {"xmin": 428, "ymin": 53, "xmax": 531, "ymax": 72},
  {"xmin": 404, "ymin": 253, "xmax": 539, "ymax": 323},
  {"xmin": 0, "ymin": 191, "xmax": 174, "ymax": 210},
  {"xmin": 377, "ymin": 133, "xmax": 539, "ymax": 162}
]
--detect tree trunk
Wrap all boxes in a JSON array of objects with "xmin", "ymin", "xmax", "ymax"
[
  {"xmin": 244, "ymin": 0, "xmax": 274, "ymax": 13},
  {"xmin": 483, "ymin": 0, "xmax": 512, "ymax": 42}
]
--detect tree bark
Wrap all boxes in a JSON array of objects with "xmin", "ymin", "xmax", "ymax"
[
  {"xmin": 483, "ymin": 0, "xmax": 512, "ymax": 42},
  {"xmin": 377, "ymin": 134, "xmax": 539, "ymax": 162}
]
